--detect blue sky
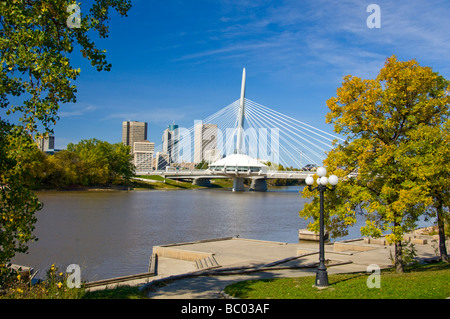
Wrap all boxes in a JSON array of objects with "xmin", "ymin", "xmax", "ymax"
[{"xmin": 10, "ymin": 0, "xmax": 450, "ymax": 149}]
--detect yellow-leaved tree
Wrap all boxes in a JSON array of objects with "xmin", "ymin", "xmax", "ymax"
[{"xmin": 300, "ymin": 56, "xmax": 450, "ymax": 272}]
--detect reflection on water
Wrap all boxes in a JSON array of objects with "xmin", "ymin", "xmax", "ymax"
[{"xmin": 12, "ymin": 186, "xmax": 358, "ymax": 281}]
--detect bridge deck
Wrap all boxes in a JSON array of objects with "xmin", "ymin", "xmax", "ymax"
[{"xmin": 136, "ymin": 170, "xmax": 313, "ymax": 180}]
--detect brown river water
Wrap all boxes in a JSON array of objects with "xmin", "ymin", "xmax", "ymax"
[{"xmin": 11, "ymin": 186, "xmax": 378, "ymax": 281}]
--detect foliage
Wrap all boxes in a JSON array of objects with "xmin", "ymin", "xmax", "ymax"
[
  {"xmin": 0, "ymin": 123, "xmax": 42, "ymax": 286},
  {"xmin": 67, "ymin": 138, "xmax": 134, "ymax": 186},
  {"xmin": 389, "ymin": 240, "xmax": 417, "ymax": 267},
  {"xmin": 12, "ymin": 138, "xmax": 135, "ymax": 189},
  {"xmin": 1, "ymin": 262, "xmax": 145, "ymax": 299},
  {"xmin": 195, "ymin": 160, "xmax": 209, "ymax": 169},
  {"xmin": 299, "ymin": 56, "xmax": 450, "ymax": 272},
  {"xmin": 42, "ymin": 149, "xmax": 83, "ymax": 188},
  {"xmin": 224, "ymin": 262, "xmax": 450, "ymax": 299},
  {"xmin": 263, "ymin": 161, "xmax": 301, "ymax": 186},
  {"xmin": 0, "ymin": 264, "xmax": 85, "ymax": 299},
  {"xmin": 0, "ymin": 0, "xmax": 131, "ymax": 136},
  {"xmin": 396, "ymin": 120, "xmax": 450, "ymax": 261},
  {"xmin": 134, "ymin": 175, "xmax": 203, "ymax": 190},
  {"xmin": 0, "ymin": 0, "xmax": 131, "ymax": 286}
]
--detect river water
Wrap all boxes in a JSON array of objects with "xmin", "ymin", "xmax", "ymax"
[{"xmin": 12, "ymin": 186, "xmax": 366, "ymax": 281}]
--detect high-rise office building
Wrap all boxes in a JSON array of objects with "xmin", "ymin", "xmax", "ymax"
[
  {"xmin": 133, "ymin": 140, "xmax": 154, "ymax": 172},
  {"xmin": 194, "ymin": 123, "xmax": 218, "ymax": 163},
  {"xmin": 122, "ymin": 121, "xmax": 147, "ymax": 151},
  {"xmin": 36, "ymin": 135, "xmax": 55, "ymax": 152},
  {"xmin": 162, "ymin": 123, "xmax": 179, "ymax": 163}
]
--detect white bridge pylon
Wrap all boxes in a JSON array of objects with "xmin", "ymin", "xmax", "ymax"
[{"xmin": 148, "ymin": 68, "xmax": 344, "ymax": 191}]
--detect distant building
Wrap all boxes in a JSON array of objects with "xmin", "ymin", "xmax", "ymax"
[
  {"xmin": 122, "ymin": 121, "xmax": 147, "ymax": 151},
  {"xmin": 194, "ymin": 123, "xmax": 218, "ymax": 163},
  {"xmin": 36, "ymin": 135, "xmax": 55, "ymax": 152},
  {"xmin": 175, "ymin": 161, "xmax": 196, "ymax": 170},
  {"xmin": 162, "ymin": 123, "xmax": 179, "ymax": 163},
  {"xmin": 204, "ymin": 148, "xmax": 221, "ymax": 163},
  {"xmin": 133, "ymin": 140, "xmax": 154, "ymax": 172},
  {"xmin": 155, "ymin": 151, "xmax": 170, "ymax": 170}
]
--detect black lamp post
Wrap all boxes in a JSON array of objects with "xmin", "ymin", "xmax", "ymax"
[{"xmin": 305, "ymin": 167, "xmax": 339, "ymax": 288}]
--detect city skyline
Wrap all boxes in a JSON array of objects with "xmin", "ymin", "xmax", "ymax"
[{"xmin": 5, "ymin": 1, "xmax": 449, "ymax": 150}]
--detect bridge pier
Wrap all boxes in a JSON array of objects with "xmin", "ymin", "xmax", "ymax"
[
  {"xmin": 249, "ymin": 178, "xmax": 267, "ymax": 192},
  {"xmin": 192, "ymin": 178, "xmax": 212, "ymax": 187},
  {"xmin": 232, "ymin": 178, "xmax": 245, "ymax": 192}
]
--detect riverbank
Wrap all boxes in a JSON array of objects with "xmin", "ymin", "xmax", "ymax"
[
  {"xmin": 132, "ymin": 175, "xmax": 304, "ymax": 190},
  {"xmin": 32, "ymin": 176, "xmax": 230, "ymax": 192},
  {"xmin": 84, "ymin": 228, "xmax": 447, "ymax": 299},
  {"xmin": 5, "ymin": 227, "xmax": 447, "ymax": 300},
  {"xmin": 32, "ymin": 174, "xmax": 305, "ymax": 192}
]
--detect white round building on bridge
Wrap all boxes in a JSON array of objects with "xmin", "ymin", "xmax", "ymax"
[
  {"xmin": 208, "ymin": 153, "xmax": 268, "ymax": 175},
  {"xmin": 208, "ymin": 153, "xmax": 268, "ymax": 192}
]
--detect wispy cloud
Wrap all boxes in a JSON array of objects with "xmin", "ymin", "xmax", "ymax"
[
  {"xmin": 103, "ymin": 107, "xmax": 200, "ymax": 125},
  {"xmin": 172, "ymin": 0, "xmax": 450, "ymax": 78},
  {"xmin": 175, "ymin": 41, "xmax": 282, "ymax": 62},
  {"xmin": 59, "ymin": 104, "xmax": 97, "ymax": 118}
]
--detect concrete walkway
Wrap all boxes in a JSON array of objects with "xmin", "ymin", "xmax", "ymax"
[{"xmin": 132, "ymin": 234, "xmax": 442, "ymax": 299}]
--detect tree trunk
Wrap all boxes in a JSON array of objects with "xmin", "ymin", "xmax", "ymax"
[
  {"xmin": 392, "ymin": 219, "xmax": 405, "ymax": 273},
  {"xmin": 394, "ymin": 241, "xmax": 404, "ymax": 273},
  {"xmin": 436, "ymin": 200, "xmax": 448, "ymax": 262}
]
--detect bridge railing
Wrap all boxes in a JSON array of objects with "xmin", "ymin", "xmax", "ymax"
[{"xmin": 137, "ymin": 169, "xmax": 315, "ymax": 176}]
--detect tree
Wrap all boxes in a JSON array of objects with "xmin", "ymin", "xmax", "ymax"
[
  {"xmin": 1, "ymin": 0, "xmax": 131, "ymax": 135},
  {"xmin": 43, "ymin": 150, "xmax": 83, "ymax": 189},
  {"xmin": 67, "ymin": 138, "xmax": 134, "ymax": 186},
  {"xmin": 0, "ymin": 0, "xmax": 131, "ymax": 284},
  {"xmin": 300, "ymin": 56, "xmax": 450, "ymax": 272},
  {"xmin": 108, "ymin": 141, "xmax": 134, "ymax": 183},
  {"xmin": 397, "ymin": 120, "xmax": 450, "ymax": 262},
  {"xmin": 0, "ymin": 123, "xmax": 41, "ymax": 285}
]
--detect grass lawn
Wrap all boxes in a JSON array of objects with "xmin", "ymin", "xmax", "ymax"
[
  {"xmin": 133, "ymin": 176, "xmax": 235, "ymax": 190},
  {"xmin": 132, "ymin": 175, "xmax": 202, "ymax": 190},
  {"xmin": 82, "ymin": 285, "xmax": 146, "ymax": 299},
  {"xmin": 224, "ymin": 262, "xmax": 450, "ymax": 299}
]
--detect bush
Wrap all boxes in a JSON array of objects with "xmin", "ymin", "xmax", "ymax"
[{"xmin": 0, "ymin": 264, "xmax": 85, "ymax": 299}]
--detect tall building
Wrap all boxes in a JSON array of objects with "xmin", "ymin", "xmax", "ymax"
[
  {"xmin": 194, "ymin": 123, "xmax": 218, "ymax": 163},
  {"xmin": 155, "ymin": 151, "xmax": 170, "ymax": 170},
  {"xmin": 36, "ymin": 135, "xmax": 55, "ymax": 152},
  {"xmin": 133, "ymin": 140, "xmax": 154, "ymax": 172},
  {"xmin": 122, "ymin": 121, "xmax": 147, "ymax": 150},
  {"xmin": 162, "ymin": 123, "xmax": 179, "ymax": 163}
]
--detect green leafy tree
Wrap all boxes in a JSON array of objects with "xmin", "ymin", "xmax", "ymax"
[
  {"xmin": 300, "ymin": 56, "xmax": 450, "ymax": 272},
  {"xmin": 0, "ymin": 124, "xmax": 41, "ymax": 285},
  {"xmin": 0, "ymin": 0, "xmax": 131, "ymax": 285},
  {"xmin": 67, "ymin": 138, "xmax": 133, "ymax": 186},
  {"xmin": 109, "ymin": 141, "xmax": 134, "ymax": 183},
  {"xmin": 67, "ymin": 139, "xmax": 110, "ymax": 185},
  {"xmin": 1, "ymin": 0, "xmax": 131, "ymax": 134}
]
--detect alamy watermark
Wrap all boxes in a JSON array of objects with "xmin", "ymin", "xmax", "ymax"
[
  {"xmin": 66, "ymin": 4, "xmax": 380, "ymax": 30},
  {"xmin": 66, "ymin": 264, "xmax": 81, "ymax": 288},
  {"xmin": 66, "ymin": 4, "xmax": 81, "ymax": 29},
  {"xmin": 171, "ymin": 123, "xmax": 280, "ymax": 165},
  {"xmin": 366, "ymin": 264, "xmax": 381, "ymax": 288},
  {"xmin": 366, "ymin": 4, "xmax": 381, "ymax": 29}
]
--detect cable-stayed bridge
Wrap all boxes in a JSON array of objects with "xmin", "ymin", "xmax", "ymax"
[{"xmin": 139, "ymin": 68, "xmax": 344, "ymax": 191}]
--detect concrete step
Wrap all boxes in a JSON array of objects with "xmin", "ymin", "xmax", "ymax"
[{"xmin": 195, "ymin": 255, "xmax": 220, "ymax": 270}]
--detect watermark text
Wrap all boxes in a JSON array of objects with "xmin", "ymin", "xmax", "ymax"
[{"xmin": 366, "ymin": 4, "xmax": 381, "ymax": 29}]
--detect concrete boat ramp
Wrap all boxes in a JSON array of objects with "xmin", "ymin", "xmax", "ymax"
[{"xmin": 85, "ymin": 232, "xmax": 442, "ymax": 298}]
